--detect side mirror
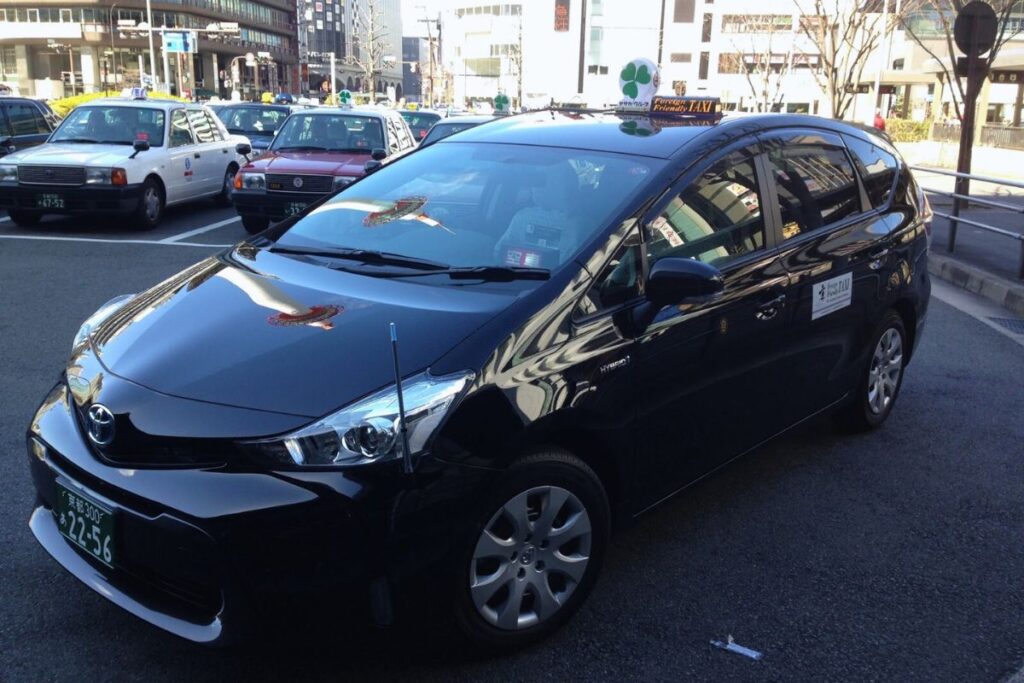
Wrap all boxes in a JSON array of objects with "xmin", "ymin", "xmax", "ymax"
[
  {"xmin": 371, "ymin": 147, "xmax": 387, "ymax": 161},
  {"xmin": 363, "ymin": 159, "xmax": 383, "ymax": 174},
  {"xmin": 129, "ymin": 138, "xmax": 149, "ymax": 159},
  {"xmin": 235, "ymin": 142, "xmax": 252, "ymax": 156},
  {"xmin": 645, "ymin": 257, "xmax": 724, "ymax": 307}
]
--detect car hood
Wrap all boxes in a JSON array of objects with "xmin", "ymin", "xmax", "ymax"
[
  {"xmin": 248, "ymin": 150, "xmax": 371, "ymax": 176},
  {"xmin": 7, "ymin": 142, "xmax": 138, "ymax": 166},
  {"xmin": 89, "ymin": 247, "xmax": 514, "ymax": 419}
]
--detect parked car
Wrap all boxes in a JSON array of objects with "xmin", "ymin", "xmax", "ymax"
[
  {"xmin": 398, "ymin": 109, "xmax": 442, "ymax": 142},
  {"xmin": 232, "ymin": 106, "xmax": 416, "ymax": 233},
  {"xmin": 420, "ymin": 115, "xmax": 495, "ymax": 146},
  {"xmin": 213, "ymin": 103, "xmax": 295, "ymax": 156},
  {"xmin": 0, "ymin": 96, "xmax": 57, "ymax": 157},
  {"xmin": 25, "ymin": 109, "xmax": 930, "ymax": 650},
  {"xmin": 0, "ymin": 94, "xmax": 248, "ymax": 228}
]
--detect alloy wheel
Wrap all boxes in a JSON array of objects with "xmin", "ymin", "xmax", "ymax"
[
  {"xmin": 867, "ymin": 327, "xmax": 903, "ymax": 415},
  {"xmin": 469, "ymin": 485, "xmax": 592, "ymax": 630}
]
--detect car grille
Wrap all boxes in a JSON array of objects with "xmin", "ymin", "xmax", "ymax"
[
  {"xmin": 266, "ymin": 173, "xmax": 333, "ymax": 194},
  {"xmin": 18, "ymin": 165, "xmax": 85, "ymax": 186}
]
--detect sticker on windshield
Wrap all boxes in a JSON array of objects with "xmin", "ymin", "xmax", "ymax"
[{"xmin": 811, "ymin": 272, "xmax": 852, "ymax": 320}]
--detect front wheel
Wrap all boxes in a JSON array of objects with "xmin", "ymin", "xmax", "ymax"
[
  {"xmin": 7, "ymin": 209, "xmax": 41, "ymax": 227},
  {"xmin": 241, "ymin": 215, "xmax": 269, "ymax": 234},
  {"xmin": 132, "ymin": 178, "xmax": 164, "ymax": 230},
  {"xmin": 454, "ymin": 450, "xmax": 610, "ymax": 651},
  {"xmin": 214, "ymin": 165, "xmax": 237, "ymax": 207},
  {"xmin": 836, "ymin": 310, "xmax": 907, "ymax": 432}
]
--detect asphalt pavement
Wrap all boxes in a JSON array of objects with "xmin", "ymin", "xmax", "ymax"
[{"xmin": 1, "ymin": 204, "xmax": 1023, "ymax": 681}]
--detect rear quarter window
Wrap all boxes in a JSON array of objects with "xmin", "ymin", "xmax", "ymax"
[{"xmin": 843, "ymin": 135, "xmax": 899, "ymax": 208}]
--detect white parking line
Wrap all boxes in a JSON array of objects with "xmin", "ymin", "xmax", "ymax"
[
  {"xmin": 0, "ymin": 234, "xmax": 230, "ymax": 248},
  {"xmin": 159, "ymin": 216, "xmax": 240, "ymax": 243}
]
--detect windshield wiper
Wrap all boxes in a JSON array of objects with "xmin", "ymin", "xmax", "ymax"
[
  {"xmin": 57, "ymin": 138, "xmax": 99, "ymax": 144},
  {"xmin": 372, "ymin": 266, "xmax": 551, "ymax": 282},
  {"xmin": 328, "ymin": 147, "xmax": 372, "ymax": 153},
  {"xmin": 269, "ymin": 245, "xmax": 450, "ymax": 270},
  {"xmin": 226, "ymin": 127, "xmax": 251, "ymax": 134},
  {"xmin": 277, "ymin": 145, "xmax": 328, "ymax": 151}
]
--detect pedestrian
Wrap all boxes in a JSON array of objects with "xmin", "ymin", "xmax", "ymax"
[{"xmin": 873, "ymin": 109, "xmax": 886, "ymax": 131}]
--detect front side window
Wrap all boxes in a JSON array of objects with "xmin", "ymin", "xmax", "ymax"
[
  {"xmin": 577, "ymin": 225, "xmax": 644, "ymax": 316},
  {"xmin": 4, "ymin": 102, "xmax": 47, "ymax": 135},
  {"xmin": 843, "ymin": 135, "xmax": 898, "ymax": 208},
  {"xmin": 274, "ymin": 142, "xmax": 662, "ymax": 274},
  {"xmin": 270, "ymin": 114, "xmax": 384, "ymax": 152},
  {"xmin": 169, "ymin": 109, "xmax": 195, "ymax": 147},
  {"xmin": 50, "ymin": 106, "xmax": 165, "ymax": 146},
  {"xmin": 646, "ymin": 147, "xmax": 765, "ymax": 269},
  {"xmin": 763, "ymin": 137, "xmax": 860, "ymax": 240}
]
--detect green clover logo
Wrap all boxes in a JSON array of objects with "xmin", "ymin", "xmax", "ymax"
[
  {"xmin": 619, "ymin": 120, "xmax": 653, "ymax": 136},
  {"xmin": 339, "ymin": 89, "xmax": 352, "ymax": 104},
  {"xmin": 620, "ymin": 61, "xmax": 652, "ymax": 100},
  {"xmin": 494, "ymin": 93, "xmax": 509, "ymax": 111}
]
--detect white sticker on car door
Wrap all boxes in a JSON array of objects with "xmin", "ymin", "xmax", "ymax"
[{"xmin": 811, "ymin": 272, "xmax": 852, "ymax": 320}]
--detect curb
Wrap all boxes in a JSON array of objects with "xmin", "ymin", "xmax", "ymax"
[{"xmin": 927, "ymin": 251, "xmax": 1024, "ymax": 317}]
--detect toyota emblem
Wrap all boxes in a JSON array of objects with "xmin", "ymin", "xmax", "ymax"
[
  {"xmin": 86, "ymin": 404, "xmax": 115, "ymax": 447},
  {"xmin": 292, "ymin": 176, "xmax": 303, "ymax": 189}
]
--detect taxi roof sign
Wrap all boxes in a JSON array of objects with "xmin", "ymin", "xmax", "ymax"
[
  {"xmin": 649, "ymin": 96, "xmax": 722, "ymax": 120},
  {"xmin": 129, "ymin": 87, "xmax": 147, "ymax": 100}
]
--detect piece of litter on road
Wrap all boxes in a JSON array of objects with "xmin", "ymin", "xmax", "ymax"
[{"xmin": 710, "ymin": 635, "xmax": 763, "ymax": 660}]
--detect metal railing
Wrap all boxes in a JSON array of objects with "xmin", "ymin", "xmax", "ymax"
[
  {"xmin": 911, "ymin": 166, "xmax": 1024, "ymax": 279},
  {"xmin": 979, "ymin": 125, "xmax": 1024, "ymax": 151}
]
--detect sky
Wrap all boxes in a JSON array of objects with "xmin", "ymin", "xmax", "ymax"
[{"xmin": 400, "ymin": 0, "xmax": 444, "ymax": 37}]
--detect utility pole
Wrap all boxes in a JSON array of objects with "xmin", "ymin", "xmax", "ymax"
[
  {"xmin": 871, "ymin": 0, "xmax": 891, "ymax": 112},
  {"xmin": 330, "ymin": 51, "xmax": 337, "ymax": 100},
  {"xmin": 145, "ymin": 0, "xmax": 157, "ymax": 90}
]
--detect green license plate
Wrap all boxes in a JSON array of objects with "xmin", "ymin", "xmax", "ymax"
[
  {"xmin": 37, "ymin": 193, "xmax": 65, "ymax": 209},
  {"xmin": 55, "ymin": 482, "xmax": 115, "ymax": 567},
  {"xmin": 285, "ymin": 202, "xmax": 308, "ymax": 217}
]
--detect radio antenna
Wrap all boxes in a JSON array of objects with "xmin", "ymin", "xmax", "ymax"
[{"xmin": 390, "ymin": 323, "xmax": 414, "ymax": 474}]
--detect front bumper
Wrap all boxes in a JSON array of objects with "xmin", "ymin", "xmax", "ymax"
[
  {"xmin": 232, "ymin": 189, "xmax": 330, "ymax": 222},
  {"xmin": 26, "ymin": 381, "xmax": 495, "ymax": 644},
  {"xmin": 0, "ymin": 183, "xmax": 144, "ymax": 215}
]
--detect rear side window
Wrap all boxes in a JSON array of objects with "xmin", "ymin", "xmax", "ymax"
[
  {"xmin": 186, "ymin": 109, "xmax": 218, "ymax": 143},
  {"xmin": 5, "ymin": 102, "xmax": 48, "ymax": 135},
  {"xmin": 763, "ymin": 139, "xmax": 860, "ymax": 240},
  {"xmin": 844, "ymin": 135, "xmax": 898, "ymax": 208},
  {"xmin": 646, "ymin": 146, "xmax": 766, "ymax": 268}
]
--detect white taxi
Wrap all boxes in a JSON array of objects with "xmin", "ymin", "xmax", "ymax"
[{"xmin": 0, "ymin": 93, "xmax": 249, "ymax": 229}]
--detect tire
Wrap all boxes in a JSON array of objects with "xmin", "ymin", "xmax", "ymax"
[
  {"xmin": 214, "ymin": 165, "xmax": 237, "ymax": 207},
  {"xmin": 453, "ymin": 449, "xmax": 610, "ymax": 651},
  {"xmin": 132, "ymin": 178, "xmax": 164, "ymax": 230},
  {"xmin": 241, "ymin": 215, "xmax": 269, "ymax": 234},
  {"xmin": 835, "ymin": 310, "xmax": 907, "ymax": 432},
  {"xmin": 7, "ymin": 209, "xmax": 41, "ymax": 227}
]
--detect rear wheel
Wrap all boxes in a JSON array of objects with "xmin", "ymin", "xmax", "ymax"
[
  {"xmin": 241, "ymin": 215, "xmax": 269, "ymax": 234},
  {"xmin": 7, "ymin": 209, "xmax": 41, "ymax": 227},
  {"xmin": 454, "ymin": 450, "xmax": 609, "ymax": 651},
  {"xmin": 836, "ymin": 310, "xmax": 907, "ymax": 431},
  {"xmin": 132, "ymin": 178, "xmax": 163, "ymax": 230},
  {"xmin": 214, "ymin": 165, "xmax": 237, "ymax": 207}
]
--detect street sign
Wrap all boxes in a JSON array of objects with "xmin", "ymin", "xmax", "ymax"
[
  {"xmin": 954, "ymin": 1, "xmax": 998, "ymax": 56},
  {"xmin": 163, "ymin": 31, "xmax": 196, "ymax": 54}
]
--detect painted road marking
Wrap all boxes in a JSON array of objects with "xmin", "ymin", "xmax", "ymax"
[
  {"xmin": 159, "ymin": 216, "xmax": 240, "ymax": 243},
  {"xmin": 0, "ymin": 234, "xmax": 230, "ymax": 248}
]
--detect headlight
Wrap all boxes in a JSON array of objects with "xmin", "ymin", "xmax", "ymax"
[
  {"xmin": 236, "ymin": 172, "xmax": 265, "ymax": 191},
  {"xmin": 72, "ymin": 294, "xmax": 135, "ymax": 350},
  {"xmin": 246, "ymin": 371, "xmax": 473, "ymax": 467},
  {"xmin": 333, "ymin": 175, "xmax": 355, "ymax": 191},
  {"xmin": 85, "ymin": 167, "xmax": 113, "ymax": 185},
  {"xmin": 0, "ymin": 164, "xmax": 17, "ymax": 182}
]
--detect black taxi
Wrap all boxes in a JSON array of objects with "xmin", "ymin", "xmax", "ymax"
[{"xmin": 26, "ymin": 100, "xmax": 930, "ymax": 650}]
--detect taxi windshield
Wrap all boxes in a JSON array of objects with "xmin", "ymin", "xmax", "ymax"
[
  {"xmin": 51, "ymin": 106, "xmax": 166, "ymax": 146},
  {"xmin": 270, "ymin": 114, "xmax": 385, "ymax": 152},
  {"xmin": 219, "ymin": 106, "xmax": 289, "ymax": 136},
  {"xmin": 274, "ymin": 141, "xmax": 663, "ymax": 274}
]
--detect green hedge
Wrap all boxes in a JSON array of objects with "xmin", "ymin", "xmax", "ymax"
[
  {"xmin": 886, "ymin": 118, "xmax": 931, "ymax": 142},
  {"xmin": 50, "ymin": 90, "xmax": 187, "ymax": 118}
]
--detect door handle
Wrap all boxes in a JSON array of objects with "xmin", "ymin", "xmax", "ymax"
[
  {"xmin": 868, "ymin": 247, "xmax": 890, "ymax": 270},
  {"xmin": 755, "ymin": 293, "xmax": 786, "ymax": 321},
  {"xmin": 194, "ymin": 152, "xmax": 201, "ymax": 159}
]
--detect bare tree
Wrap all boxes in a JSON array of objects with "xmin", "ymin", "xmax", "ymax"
[
  {"xmin": 729, "ymin": 18, "xmax": 800, "ymax": 112},
  {"xmin": 795, "ymin": 0, "xmax": 890, "ymax": 119},
  {"xmin": 507, "ymin": 14, "xmax": 524, "ymax": 109},
  {"xmin": 899, "ymin": 0, "xmax": 1024, "ymax": 121},
  {"xmin": 347, "ymin": 0, "xmax": 391, "ymax": 95}
]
